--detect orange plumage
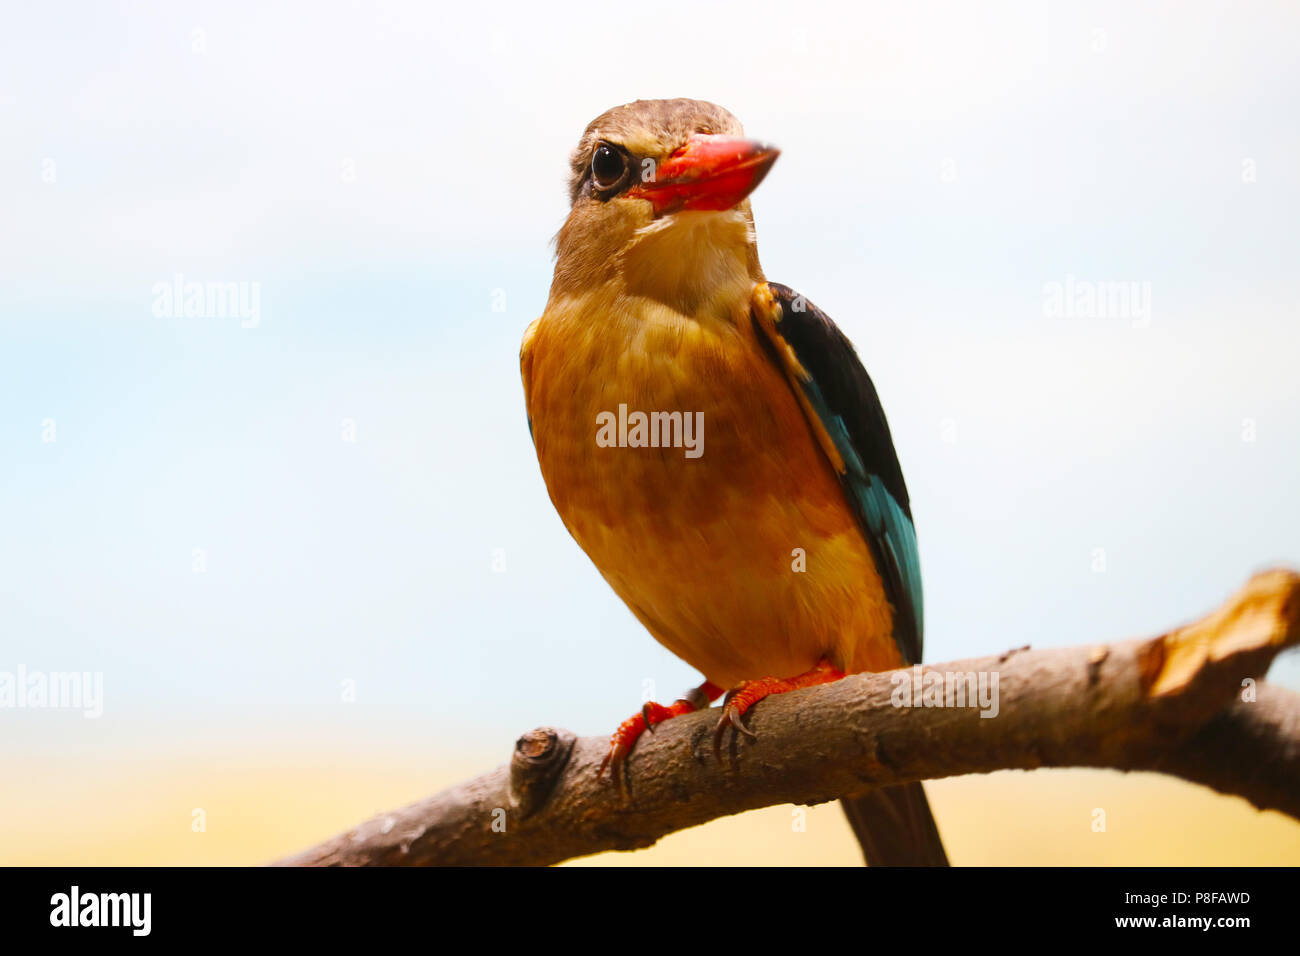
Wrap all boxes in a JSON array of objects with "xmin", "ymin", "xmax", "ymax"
[{"xmin": 522, "ymin": 283, "xmax": 903, "ymax": 688}]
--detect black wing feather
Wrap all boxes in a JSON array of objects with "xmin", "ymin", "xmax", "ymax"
[{"xmin": 762, "ymin": 282, "xmax": 923, "ymax": 664}]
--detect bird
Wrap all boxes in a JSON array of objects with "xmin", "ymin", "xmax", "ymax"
[{"xmin": 520, "ymin": 98, "xmax": 948, "ymax": 866}]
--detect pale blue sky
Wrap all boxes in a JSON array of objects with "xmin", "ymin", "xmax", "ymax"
[{"xmin": 2, "ymin": 0, "xmax": 1298, "ymax": 764}]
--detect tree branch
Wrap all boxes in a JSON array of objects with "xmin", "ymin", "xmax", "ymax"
[{"xmin": 275, "ymin": 569, "xmax": 1300, "ymax": 866}]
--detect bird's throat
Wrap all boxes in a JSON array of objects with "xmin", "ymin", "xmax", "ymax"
[{"xmin": 616, "ymin": 209, "xmax": 760, "ymax": 321}]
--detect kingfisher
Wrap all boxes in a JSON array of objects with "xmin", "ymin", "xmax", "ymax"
[{"xmin": 521, "ymin": 99, "xmax": 948, "ymax": 866}]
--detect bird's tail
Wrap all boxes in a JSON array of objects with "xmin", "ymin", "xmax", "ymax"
[{"xmin": 840, "ymin": 782, "xmax": 949, "ymax": 866}]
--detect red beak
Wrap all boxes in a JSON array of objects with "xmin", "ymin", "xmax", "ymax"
[{"xmin": 626, "ymin": 134, "xmax": 779, "ymax": 216}]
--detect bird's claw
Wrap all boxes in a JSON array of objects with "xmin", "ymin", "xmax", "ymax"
[
  {"xmin": 597, "ymin": 683, "xmax": 725, "ymax": 793},
  {"xmin": 597, "ymin": 700, "xmax": 685, "ymax": 797},
  {"xmin": 710, "ymin": 660, "xmax": 844, "ymax": 765},
  {"xmin": 597, "ymin": 712, "xmax": 645, "ymax": 797},
  {"xmin": 712, "ymin": 692, "xmax": 760, "ymax": 763}
]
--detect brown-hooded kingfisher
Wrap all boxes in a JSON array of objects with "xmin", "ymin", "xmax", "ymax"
[{"xmin": 521, "ymin": 98, "xmax": 948, "ymax": 866}]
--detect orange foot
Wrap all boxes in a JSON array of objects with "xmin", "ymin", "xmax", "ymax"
[
  {"xmin": 598, "ymin": 680, "xmax": 724, "ymax": 794},
  {"xmin": 713, "ymin": 658, "xmax": 846, "ymax": 762}
]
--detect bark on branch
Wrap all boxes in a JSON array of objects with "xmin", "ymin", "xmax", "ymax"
[{"xmin": 275, "ymin": 569, "xmax": 1300, "ymax": 866}]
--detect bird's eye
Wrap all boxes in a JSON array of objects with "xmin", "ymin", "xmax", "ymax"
[{"xmin": 591, "ymin": 143, "xmax": 628, "ymax": 190}]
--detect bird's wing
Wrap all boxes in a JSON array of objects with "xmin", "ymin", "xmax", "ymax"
[
  {"xmin": 520, "ymin": 317, "xmax": 540, "ymax": 442},
  {"xmin": 751, "ymin": 282, "xmax": 923, "ymax": 664}
]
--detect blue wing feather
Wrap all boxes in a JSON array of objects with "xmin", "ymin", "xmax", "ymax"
[{"xmin": 759, "ymin": 284, "xmax": 924, "ymax": 664}]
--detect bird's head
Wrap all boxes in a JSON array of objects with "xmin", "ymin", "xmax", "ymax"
[{"xmin": 550, "ymin": 99, "xmax": 779, "ymax": 314}]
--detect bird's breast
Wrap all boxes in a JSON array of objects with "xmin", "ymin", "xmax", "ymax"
[{"xmin": 523, "ymin": 289, "xmax": 900, "ymax": 685}]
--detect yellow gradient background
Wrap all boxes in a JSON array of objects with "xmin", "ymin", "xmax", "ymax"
[{"xmin": 5, "ymin": 747, "xmax": 1297, "ymax": 866}]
